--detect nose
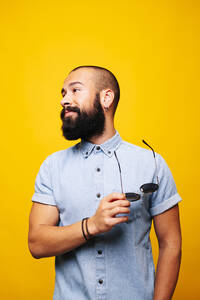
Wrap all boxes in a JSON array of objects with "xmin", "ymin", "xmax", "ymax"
[{"xmin": 60, "ymin": 94, "xmax": 73, "ymax": 108}]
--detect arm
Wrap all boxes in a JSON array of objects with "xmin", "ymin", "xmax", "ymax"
[
  {"xmin": 28, "ymin": 202, "xmax": 98, "ymax": 259},
  {"xmin": 28, "ymin": 193, "xmax": 129, "ymax": 259},
  {"xmin": 153, "ymin": 204, "xmax": 182, "ymax": 300}
]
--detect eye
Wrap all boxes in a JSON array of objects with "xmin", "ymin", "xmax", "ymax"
[{"xmin": 72, "ymin": 88, "xmax": 80, "ymax": 93}]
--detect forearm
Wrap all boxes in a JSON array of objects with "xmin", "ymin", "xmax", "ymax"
[
  {"xmin": 29, "ymin": 217, "xmax": 98, "ymax": 259},
  {"xmin": 153, "ymin": 245, "xmax": 182, "ymax": 300}
]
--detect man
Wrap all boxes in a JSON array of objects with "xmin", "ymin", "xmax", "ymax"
[{"xmin": 28, "ymin": 65, "xmax": 182, "ymax": 300}]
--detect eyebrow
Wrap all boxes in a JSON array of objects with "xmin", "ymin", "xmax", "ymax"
[{"xmin": 61, "ymin": 81, "xmax": 84, "ymax": 95}]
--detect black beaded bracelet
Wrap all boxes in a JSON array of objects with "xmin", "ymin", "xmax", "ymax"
[
  {"xmin": 81, "ymin": 217, "xmax": 89, "ymax": 241},
  {"xmin": 81, "ymin": 217, "xmax": 94, "ymax": 241},
  {"xmin": 85, "ymin": 217, "xmax": 94, "ymax": 239}
]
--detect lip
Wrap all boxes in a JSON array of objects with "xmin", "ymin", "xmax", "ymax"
[{"xmin": 65, "ymin": 111, "xmax": 76, "ymax": 116}]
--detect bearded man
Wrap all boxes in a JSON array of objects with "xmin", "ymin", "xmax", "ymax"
[{"xmin": 28, "ymin": 65, "xmax": 182, "ymax": 300}]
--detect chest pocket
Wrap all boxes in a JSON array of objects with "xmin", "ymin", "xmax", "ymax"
[
  {"xmin": 127, "ymin": 198, "xmax": 143, "ymax": 222},
  {"xmin": 126, "ymin": 190, "xmax": 153, "ymax": 223}
]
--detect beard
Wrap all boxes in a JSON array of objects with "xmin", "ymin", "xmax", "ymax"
[{"xmin": 60, "ymin": 92, "xmax": 105, "ymax": 141}]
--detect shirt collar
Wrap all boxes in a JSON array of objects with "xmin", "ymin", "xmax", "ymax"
[{"xmin": 77, "ymin": 129, "xmax": 123, "ymax": 159}]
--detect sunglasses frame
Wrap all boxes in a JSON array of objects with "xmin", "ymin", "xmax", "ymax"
[{"xmin": 114, "ymin": 139, "xmax": 159, "ymax": 202}]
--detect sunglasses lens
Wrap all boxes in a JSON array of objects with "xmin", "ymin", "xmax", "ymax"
[
  {"xmin": 125, "ymin": 192, "xmax": 141, "ymax": 202},
  {"xmin": 140, "ymin": 183, "xmax": 159, "ymax": 193}
]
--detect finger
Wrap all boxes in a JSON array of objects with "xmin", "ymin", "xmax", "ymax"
[
  {"xmin": 106, "ymin": 192, "xmax": 126, "ymax": 202},
  {"xmin": 110, "ymin": 216, "xmax": 129, "ymax": 226},
  {"xmin": 108, "ymin": 200, "xmax": 130, "ymax": 209},
  {"xmin": 109, "ymin": 206, "xmax": 130, "ymax": 217}
]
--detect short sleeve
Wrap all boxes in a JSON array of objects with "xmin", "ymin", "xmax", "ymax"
[
  {"xmin": 32, "ymin": 156, "xmax": 57, "ymax": 206},
  {"xmin": 149, "ymin": 153, "xmax": 182, "ymax": 217}
]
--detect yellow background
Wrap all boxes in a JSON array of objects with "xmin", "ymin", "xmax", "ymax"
[{"xmin": 1, "ymin": 0, "xmax": 199, "ymax": 299}]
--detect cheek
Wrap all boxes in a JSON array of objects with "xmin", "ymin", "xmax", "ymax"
[{"xmin": 80, "ymin": 95, "xmax": 95, "ymax": 112}]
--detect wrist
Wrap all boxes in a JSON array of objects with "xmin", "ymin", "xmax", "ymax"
[{"xmin": 87, "ymin": 216, "xmax": 99, "ymax": 236}]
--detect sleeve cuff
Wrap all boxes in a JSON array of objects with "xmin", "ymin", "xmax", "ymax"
[
  {"xmin": 32, "ymin": 193, "xmax": 57, "ymax": 206},
  {"xmin": 150, "ymin": 192, "xmax": 182, "ymax": 217}
]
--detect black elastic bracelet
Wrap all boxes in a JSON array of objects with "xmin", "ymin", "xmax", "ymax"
[
  {"xmin": 85, "ymin": 217, "xmax": 94, "ymax": 239},
  {"xmin": 82, "ymin": 217, "xmax": 88, "ymax": 241}
]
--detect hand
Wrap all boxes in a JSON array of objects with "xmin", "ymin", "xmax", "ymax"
[{"xmin": 88, "ymin": 192, "xmax": 130, "ymax": 235}]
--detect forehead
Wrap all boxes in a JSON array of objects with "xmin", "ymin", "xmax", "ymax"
[{"xmin": 63, "ymin": 68, "xmax": 96, "ymax": 88}]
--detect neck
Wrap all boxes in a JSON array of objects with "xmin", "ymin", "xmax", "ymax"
[{"xmin": 85, "ymin": 119, "xmax": 116, "ymax": 145}]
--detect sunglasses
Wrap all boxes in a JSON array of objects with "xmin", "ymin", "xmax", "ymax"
[{"xmin": 114, "ymin": 140, "xmax": 160, "ymax": 202}]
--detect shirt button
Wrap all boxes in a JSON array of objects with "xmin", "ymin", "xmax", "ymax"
[
  {"xmin": 98, "ymin": 250, "xmax": 102, "ymax": 254},
  {"xmin": 108, "ymin": 150, "xmax": 111, "ymax": 154},
  {"xmin": 97, "ymin": 193, "xmax": 101, "ymax": 198},
  {"xmin": 97, "ymin": 167, "xmax": 101, "ymax": 172},
  {"xmin": 96, "ymin": 146, "xmax": 100, "ymax": 150},
  {"xmin": 99, "ymin": 279, "xmax": 103, "ymax": 284},
  {"xmin": 86, "ymin": 151, "xmax": 88, "ymax": 155}
]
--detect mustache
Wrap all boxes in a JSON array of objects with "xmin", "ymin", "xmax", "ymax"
[{"xmin": 60, "ymin": 106, "xmax": 80, "ymax": 120}]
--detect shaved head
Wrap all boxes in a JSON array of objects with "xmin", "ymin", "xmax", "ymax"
[{"xmin": 69, "ymin": 65, "xmax": 120, "ymax": 116}]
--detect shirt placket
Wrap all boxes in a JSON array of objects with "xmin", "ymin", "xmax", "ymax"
[{"xmin": 93, "ymin": 145, "xmax": 107, "ymax": 300}]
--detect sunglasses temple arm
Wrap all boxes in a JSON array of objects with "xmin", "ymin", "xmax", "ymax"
[
  {"xmin": 114, "ymin": 151, "xmax": 124, "ymax": 194},
  {"xmin": 142, "ymin": 139, "xmax": 159, "ymax": 186}
]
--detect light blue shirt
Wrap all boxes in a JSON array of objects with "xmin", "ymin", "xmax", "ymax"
[{"xmin": 32, "ymin": 129, "xmax": 182, "ymax": 300}]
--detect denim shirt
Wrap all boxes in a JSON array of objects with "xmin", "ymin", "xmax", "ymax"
[{"xmin": 32, "ymin": 130, "xmax": 182, "ymax": 300}]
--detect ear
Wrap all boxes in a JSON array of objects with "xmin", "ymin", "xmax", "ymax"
[{"xmin": 100, "ymin": 88, "xmax": 115, "ymax": 110}]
